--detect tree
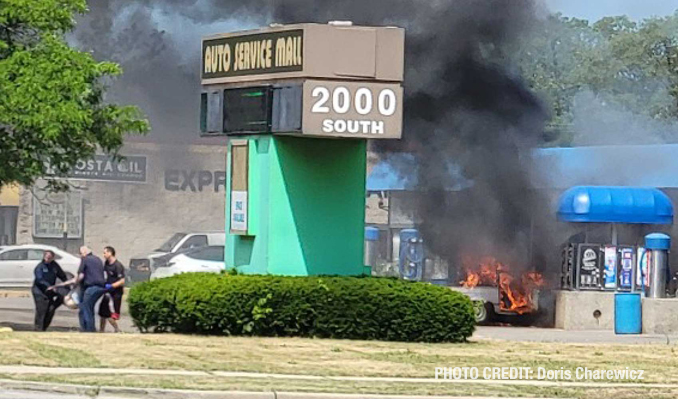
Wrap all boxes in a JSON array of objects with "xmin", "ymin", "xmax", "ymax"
[
  {"xmin": 591, "ymin": 15, "xmax": 678, "ymax": 120},
  {"xmin": 516, "ymin": 15, "xmax": 595, "ymax": 127},
  {"xmin": 516, "ymin": 11, "xmax": 678, "ymax": 145},
  {"xmin": 0, "ymin": 0, "xmax": 149, "ymax": 190}
]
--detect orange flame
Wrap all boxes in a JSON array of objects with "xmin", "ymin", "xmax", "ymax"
[
  {"xmin": 459, "ymin": 256, "xmax": 545, "ymax": 314},
  {"xmin": 459, "ymin": 256, "xmax": 499, "ymax": 288}
]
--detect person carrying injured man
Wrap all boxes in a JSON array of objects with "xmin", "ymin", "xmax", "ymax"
[{"xmin": 99, "ymin": 246, "xmax": 125, "ymax": 333}]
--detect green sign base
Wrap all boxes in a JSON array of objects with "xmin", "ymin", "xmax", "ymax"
[{"xmin": 225, "ymin": 135, "xmax": 367, "ymax": 276}]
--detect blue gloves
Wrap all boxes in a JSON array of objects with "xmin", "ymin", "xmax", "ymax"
[{"xmin": 105, "ymin": 284, "xmax": 113, "ymax": 291}]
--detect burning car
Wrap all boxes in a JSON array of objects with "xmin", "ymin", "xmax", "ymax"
[{"xmin": 452, "ymin": 256, "xmax": 545, "ymax": 324}]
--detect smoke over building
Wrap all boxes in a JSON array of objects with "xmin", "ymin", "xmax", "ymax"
[{"xmin": 71, "ymin": 0, "xmax": 554, "ymax": 274}]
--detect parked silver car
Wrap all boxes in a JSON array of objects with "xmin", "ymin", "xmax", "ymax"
[{"xmin": 0, "ymin": 244, "xmax": 80, "ymax": 288}]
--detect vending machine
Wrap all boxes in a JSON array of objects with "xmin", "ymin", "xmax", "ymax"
[
  {"xmin": 576, "ymin": 244, "xmax": 603, "ymax": 290},
  {"xmin": 562, "ymin": 242, "xmax": 658, "ymax": 293},
  {"xmin": 618, "ymin": 246, "xmax": 635, "ymax": 291},
  {"xmin": 636, "ymin": 247, "xmax": 650, "ymax": 293},
  {"xmin": 603, "ymin": 246, "xmax": 617, "ymax": 290},
  {"xmin": 561, "ymin": 243, "xmax": 576, "ymax": 290}
]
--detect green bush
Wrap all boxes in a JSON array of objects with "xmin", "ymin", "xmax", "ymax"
[{"xmin": 128, "ymin": 274, "xmax": 475, "ymax": 343}]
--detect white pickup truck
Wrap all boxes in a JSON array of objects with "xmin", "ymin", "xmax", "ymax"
[{"xmin": 128, "ymin": 232, "xmax": 225, "ymax": 283}]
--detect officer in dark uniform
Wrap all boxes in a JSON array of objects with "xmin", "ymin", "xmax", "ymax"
[{"xmin": 32, "ymin": 250, "xmax": 69, "ymax": 331}]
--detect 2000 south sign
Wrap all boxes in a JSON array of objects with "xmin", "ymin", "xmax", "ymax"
[{"xmin": 302, "ymin": 80, "xmax": 403, "ymax": 139}]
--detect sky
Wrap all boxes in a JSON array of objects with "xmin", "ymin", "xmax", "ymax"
[{"xmin": 545, "ymin": 0, "xmax": 678, "ymax": 22}]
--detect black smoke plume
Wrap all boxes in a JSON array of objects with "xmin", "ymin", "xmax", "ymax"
[{"xmin": 75, "ymin": 0, "xmax": 554, "ymax": 272}]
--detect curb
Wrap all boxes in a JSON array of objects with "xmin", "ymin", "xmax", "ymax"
[
  {"xmin": 0, "ymin": 379, "xmax": 560, "ymax": 399},
  {"xmin": 98, "ymin": 386, "xmax": 274, "ymax": 399},
  {"xmin": 0, "ymin": 290, "xmax": 31, "ymax": 298},
  {"xmin": 0, "ymin": 378, "xmax": 99, "ymax": 396},
  {"xmin": 275, "ymin": 394, "xmax": 556, "ymax": 399},
  {"xmin": 0, "ymin": 365, "xmax": 210, "ymax": 377}
]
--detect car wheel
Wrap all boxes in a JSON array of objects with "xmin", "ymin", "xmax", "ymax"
[{"xmin": 473, "ymin": 301, "xmax": 494, "ymax": 325}]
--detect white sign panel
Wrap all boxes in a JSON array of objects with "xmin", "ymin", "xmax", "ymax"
[
  {"xmin": 33, "ymin": 192, "xmax": 83, "ymax": 238},
  {"xmin": 302, "ymin": 80, "xmax": 403, "ymax": 139},
  {"xmin": 230, "ymin": 191, "xmax": 248, "ymax": 233}
]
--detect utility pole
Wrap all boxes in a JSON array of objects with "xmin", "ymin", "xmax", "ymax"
[{"xmin": 61, "ymin": 192, "xmax": 68, "ymax": 251}]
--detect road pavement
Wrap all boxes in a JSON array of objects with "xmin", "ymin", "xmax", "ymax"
[
  {"xmin": 1, "ymin": 291, "xmax": 678, "ymax": 343},
  {"xmin": 473, "ymin": 325, "xmax": 678, "ymax": 344},
  {"xmin": 0, "ymin": 291, "xmax": 136, "ymax": 333}
]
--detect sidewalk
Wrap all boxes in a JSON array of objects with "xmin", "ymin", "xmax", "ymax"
[
  {"xmin": 0, "ymin": 379, "xmax": 561, "ymax": 399},
  {"xmin": 1, "ymin": 365, "xmax": 677, "ymax": 389}
]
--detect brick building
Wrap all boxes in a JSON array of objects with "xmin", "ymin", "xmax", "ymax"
[{"xmin": 16, "ymin": 141, "xmax": 227, "ymax": 265}]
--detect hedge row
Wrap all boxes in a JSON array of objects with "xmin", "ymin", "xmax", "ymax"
[{"xmin": 128, "ymin": 273, "xmax": 475, "ymax": 343}]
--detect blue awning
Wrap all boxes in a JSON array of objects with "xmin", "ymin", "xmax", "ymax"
[
  {"xmin": 370, "ymin": 145, "xmax": 678, "ymax": 192},
  {"xmin": 366, "ymin": 153, "xmax": 472, "ymax": 192},
  {"xmin": 367, "ymin": 154, "xmax": 415, "ymax": 191},
  {"xmin": 532, "ymin": 144, "xmax": 678, "ymax": 189},
  {"xmin": 557, "ymin": 186, "xmax": 674, "ymax": 224}
]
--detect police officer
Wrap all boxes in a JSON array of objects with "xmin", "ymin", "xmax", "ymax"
[{"xmin": 32, "ymin": 250, "xmax": 69, "ymax": 331}]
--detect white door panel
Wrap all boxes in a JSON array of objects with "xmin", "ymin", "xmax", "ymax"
[
  {"xmin": 0, "ymin": 250, "xmax": 29, "ymax": 286},
  {"xmin": 16, "ymin": 260, "xmax": 37, "ymax": 285},
  {"xmin": 0, "ymin": 260, "xmax": 22, "ymax": 284}
]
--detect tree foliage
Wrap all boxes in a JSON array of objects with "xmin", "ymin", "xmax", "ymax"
[
  {"xmin": 0, "ymin": 0, "xmax": 149, "ymax": 189},
  {"xmin": 517, "ymin": 12, "xmax": 678, "ymax": 145}
]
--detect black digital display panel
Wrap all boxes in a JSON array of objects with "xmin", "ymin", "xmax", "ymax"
[
  {"xmin": 199, "ymin": 93, "xmax": 208, "ymax": 133},
  {"xmin": 223, "ymin": 86, "xmax": 273, "ymax": 135}
]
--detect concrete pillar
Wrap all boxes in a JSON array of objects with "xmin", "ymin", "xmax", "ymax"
[{"xmin": 642, "ymin": 298, "xmax": 678, "ymax": 334}]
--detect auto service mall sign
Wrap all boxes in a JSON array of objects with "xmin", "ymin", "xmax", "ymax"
[
  {"xmin": 201, "ymin": 24, "xmax": 404, "ymax": 140},
  {"xmin": 202, "ymin": 29, "xmax": 303, "ymax": 80}
]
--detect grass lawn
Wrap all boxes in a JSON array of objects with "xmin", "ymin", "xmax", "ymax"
[{"xmin": 0, "ymin": 331, "xmax": 676, "ymax": 398}]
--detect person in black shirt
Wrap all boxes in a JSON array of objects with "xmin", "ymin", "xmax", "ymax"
[
  {"xmin": 32, "ymin": 250, "xmax": 69, "ymax": 331},
  {"xmin": 99, "ymin": 246, "xmax": 125, "ymax": 333}
]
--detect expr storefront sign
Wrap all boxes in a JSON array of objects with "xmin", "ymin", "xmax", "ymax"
[{"xmin": 164, "ymin": 170, "xmax": 226, "ymax": 193}]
